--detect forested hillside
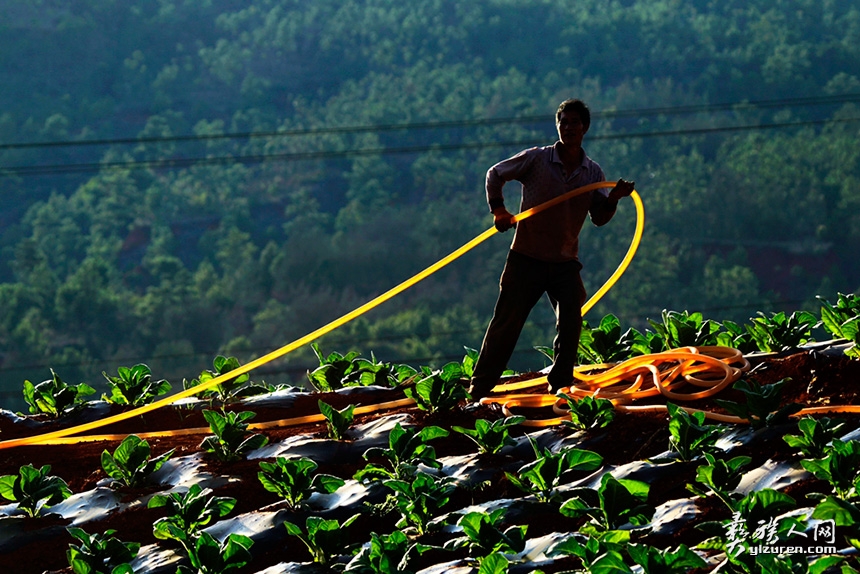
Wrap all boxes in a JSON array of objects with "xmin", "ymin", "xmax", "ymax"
[{"xmin": 1, "ymin": 0, "xmax": 859, "ymax": 410}]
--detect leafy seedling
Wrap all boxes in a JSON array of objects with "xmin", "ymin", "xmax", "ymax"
[
  {"xmin": 648, "ymin": 309, "xmax": 722, "ymax": 350},
  {"xmin": 184, "ymin": 355, "xmax": 268, "ymax": 405},
  {"xmin": 22, "ymin": 369, "xmax": 95, "ymax": 418},
  {"xmin": 783, "ymin": 416, "xmax": 846, "ymax": 459},
  {"xmin": 345, "ymin": 529, "xmax": 436, "ymax": 573},
  {"xmin": 200, "ymin": 409, "xmax": 268, "ymax": 461},
  {"xmin": 577, "ymin": 314, "xmax": 637, "ymax": 364},
  {"xmin": 383, "ymin": 472, "xmax": 456, "ymax": 535},
  {"xmin": 102, "ymin": 363, "xmax": 170, "ymax": 406},
  {"xmin": 715, "ymin": 379, "xmax": 802, "ymax": 429},
  {"xmin": 257, "ymin": 456, "xmax": 344, "ymax": 509},
  {"xmin": 444, "ymin": 509, "xmax": 527, "ymax": 558},
  {"xmin": 405, "ymin": 370, "xmax": 469, "ymax": 413},
  {"xmin": 687, "ymin": 452, "xmax": 751, "ymax": 511},
  {"xmin": 318, "ymin": 399, "xmax": 356, "ymax": 440},
  {"xmin": 452, "ymin": 416, "xmax": 525, "ymax": 455},
  {"xmin": 558, "ymin": 393, "xmax": 615, "ymax": 431},
  {"xmin": 149, "ymin": 484, "xmax": 236, "ymax": 550},
  {"xmin": 548, "ymin": 535, "xmax": 631, "ymax": 573},
  {"xmin": 800, "ymin": 439, "xmax": 860, "ymax": 499},
  {"xmin": 560, "ymin": 472, "xmax": 654, "ymax": 534},
  {"xmin": 177, "ymin": 531, "xmax": 253, "ymax": 574},
  {"xmin": 818, "ymin": 292, "xmax": 860, "ymax": 359},
  {"xmin": 284, "ymin": 514, "xmax": 359, "ymax": 565},
  {"xmin": 355, "ymin": 422, "xmax": 449, "ymax": 482},
  {"xmin": 0, "ymin": 463, "xmax": 72, "ymax": 517},
  {"xmin": 744, "ymin": 310, "xmax": 819, "ymax": 353},
  {"xmin": 505, "ymin": 437, "xmax": 603, "ymax": 503},
  {"xmin": 626, "ymin": 543, "xmax": 707, "ymax": 574},
  {"xmin": 66, "ymin": 526, "xmax": 139, "ymax": 574},
  {"xmin": 666, "ymin": 402, "xmax": 724, "ymax": 461},
  {"xmin": 101, "ymin": 434, "xmax": 175, "ymax": 488}
]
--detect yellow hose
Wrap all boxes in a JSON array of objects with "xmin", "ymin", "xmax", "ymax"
[{"xmin": 0, "ymin": 182, "xmax": 640, "ymax": 450}]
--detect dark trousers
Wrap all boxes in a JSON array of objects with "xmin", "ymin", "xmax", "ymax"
[{"xmin": 470, "ymin": 250, "xmax": 587, "ymax": 396}]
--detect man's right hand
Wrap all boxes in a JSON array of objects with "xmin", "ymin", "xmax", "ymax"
[{"xmin": 493, "ymin": 207, "xmax": 516, "ymax": 232}]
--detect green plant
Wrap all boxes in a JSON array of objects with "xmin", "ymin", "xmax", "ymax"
[
  {"xmin": 383, "ymin": 472, "xmax": 456, "ymax": 535},
  {"xmin": 318, "ymin": 399, "xmax": 356, "ymax": 440},
  {"xmin": 102, "ymin": 363, "xmax": 170, "ymax": 406},
  {"xmin": 444, "ymin": 509, "xmax": 527, "ymax": 558},
  {"xmin": 560, "ymin": 472, "xmax": 654, "ymax": 535},
  {"xmin": 686, "ymin": 452, "xmax": 751, "ymax": 511},
  {"xmin": 283, "ymin": 514, "xmax": 359, "ymax": 565},
  {"xmin": 451, "ymin": 416, "xmax": 525, "ymax": 455},
  {"xmin": 715, "ymin": 321, "xmax": 759, "ymax": 354},
  {"xmin": 783, "ymin": 416, "xmax": 846, "ymax": 459},
  {"xmin": 648, "ymin": 310, "xmax": 722, "ymax": 350},
  {"xmin": 177, "ymin": 531, "xmax": 253, "ymax": 574},
  {"xmin": 558, "ymin": 394, "xmax": 615, "ymax": 431},
  {"xmin": 101, "ymin": 434, "xmax": 175, "ymax": 488},
  {"xmin": 504, "ymin": 438, "xmax": 603, "ymax": 503},
  {"xmin": 715, "ymin": 378, "xmax": 802, "ymax": 429},
  {"xmin": 22, "ymin": 369, "xmax": 95, "ymax": 417},
  {"xmin": 548, "ymin": 535, "xmax": 631, "ymax": 573},
  {"xmin": 354, "ymin": 423, "xmax": 449, "ymax": 482},
  {"xmin": 149, "ymin": 484, "xmax": 236, "ymax": 549},
  {"xmin": 404, "ymin": 369, "xmax": 469, "ymax": 413},
  {"xmin": 344, "ymin": 529, "xmax": 435, "ymax": 574},
  {"xmin": 626, "ymin": 543, "xmax": 707, "ymax": 574},
  {"xmin": 577, "ymin": 314, "xmax": 637, "ymax": 364},
  {"xmin": 812, "ymin": 495, "xmax": 860, "ymax": 550},
  {"xmin": 257, "ymin": 456, "xmax": 344, "ymax": 508},
  {"xmin": 818, "ymin": 292, "xmax": 860, "ymax": 358},
  {"xmin": 184, "ymin": 356, "xmax": 268, "ymax": 405},
  {"xmin": 0, "ymin": 463, "xmax": 72, "ymax": 517},
  {"xmin": 744, "ymin": 310, "xmax": 819, "ymax": 353},
  {"xmin": 478, "ymin": 553, "xmax": 510, "ymax": 574},
  {"xmin": 800, "ymin": 439, "xmax": 860, "ymax": 499},
  {"xmin": 666, "ymin": 402, "xmax": 723, "ymax": 461},
  {"xmin": 200, "ymin": 409, "xmax": 268, "ymax": 461},
  {"xmin": 66, "ymin": 526, "xmax": 139, "ymax": 574}
]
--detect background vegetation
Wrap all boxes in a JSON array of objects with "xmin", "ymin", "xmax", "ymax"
[{"xmin": 1, "ymin": 0, "xmax": 859, "ymax": 410}]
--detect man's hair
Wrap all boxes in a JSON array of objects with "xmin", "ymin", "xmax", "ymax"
[{"xmin": 556, "ymin": 99, "xmax": 591, "ymax": 131}]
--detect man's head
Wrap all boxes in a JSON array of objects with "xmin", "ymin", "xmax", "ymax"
[
  {"xmin": 556, "ymin": 99, "xmax": 590, "ymax": 148},
  {"xmin": 556, "ymin": 99, "xmax": 591, "ymax": 131}
]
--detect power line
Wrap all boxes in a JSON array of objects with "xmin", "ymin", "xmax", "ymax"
[
  {"xmin": 3, "ymin": 115, "xmax": 859, "ymax": 178},
  {"xmin": 2, "ymin": 92, "xmax": 858, "ymax": 151}
]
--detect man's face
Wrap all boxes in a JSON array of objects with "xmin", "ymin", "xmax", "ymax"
[{"xmin": 556, "ymin": 110, "xmax": 587, "ymax": 147}]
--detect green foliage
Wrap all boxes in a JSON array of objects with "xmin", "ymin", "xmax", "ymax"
[
  {"xmin": 0, "ymin": 463, "xmax": 72, "ymax": 517},
  {"xmin": 560, "ymin": 472, "xmax": 654, "ymax": 534},
  {"xmin": 100, "ymin": 434, "xmax": 175, "ymax": 488},
  {"xmin": 22, "ymin": 369, "xmax": 95, "ymax": 417},
  {"xmin": 477, "ymin": 553, "xmax": 509, "ymax": 574},
  {"xmin": 307, "ymin": 344, "xmax": 408, "ymax": 391},
  {"xmin": 783, "ymin": 416, "xmax": 846, "ymax": 459},
  {"xmin": 148, "ymin": 484, "xmax": 236, "ymax": 549},
  {"xmin": 257, "ymin": 456, "xmax": 344, "ymax": 509},
  {"xmin": 404, "ymin": 368, "xmax": 469, "ymax": 413},
  {"xmin": 283, "ymin": 514, "xmax": 359, "ymax": 565},
  {"xmin": 577, "ymin": 314, "xmax": 637, "ymax": 364},
  {"xmin": 344, "ymin": 529, "xmax": 435, "ymax": 574},
  {"xmin": 812, "ymin": 495, "xmax": 860, "ymax": 550},
  {"xmin": 451, "ymin": 416, "xmax": 525, "ymax": 455},
  {"xmin": 626, "ymin": 543, "xmax": 707, "ymax": 574},
  {"xmin": 548, "ymin": 535, "xmax": 632, "ymax": 574},
  {"xmin": 176, "ymin": 531, "xmax": 253, "ymax": 574},
  {"xmin": 558, "ymin": 394, "xmax": 616, "ymax": 431},
  {"xmin": 687, "ymin": 452, "xmax": 751, "ymax": 511},
  {"xmin": 666, "ymin": 402, "xmax": 724, "ymax": 461},
  {"xmin": 355, "ymin": 423, "xmax": 449, "ymax": 482},
  {"xmin": 444, "ymin": 509, "xmax": 527, "ymax": 558},
  {"xmin": 66, "ymin": 527, "xmax": 139, "ymax": 574},
  {"xmin": 183, "ymin": 356, "xmax": 268, "ymax": 405},
  {"xmin": 318, "ymin": 399, "xmax": 356, "ymax": 440},
  {"xmin": 504, "ymin": 438, "xmax": 604, "ymax": 503},
  {"xmin": 818, "ymin": 293, "xmax": 860, "ymax": 359},
  {"xmin": 383, "ymin": 472, "xmax": 456, "ymax": 535},
  {"xmin": 101, "ymin": 363, "xmax": 170, "ymax": 407},
  {"xmin": 714, "ymin": 321, "xmax": 760, "ymax": 355},
  {"xmin": 648, "ymin": 310, "xmax": 722, "ymax": 350},
  {"xmin": 801, "ymin": 439, "xmax": 860, "ymax": 499},
  {"xmin": 200, "ymin": 409, "xmax": 269, "ymax": 461},
  {"xmin": 715, "ymin": 379, "xmax": 803, "ymax": 429},
  {"xmin": 744, "ymin": 311, "xmax": 820, "ymax": 353}
]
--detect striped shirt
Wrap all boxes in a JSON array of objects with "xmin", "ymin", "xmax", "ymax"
[{"xmin": 486, "ymin": 142, "xmax": 616, "ymax": 262}]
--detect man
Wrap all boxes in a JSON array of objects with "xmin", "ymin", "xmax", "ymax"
[{"xmin": 468, "ymin": 98, "xmax": 635, "ymax": 400}]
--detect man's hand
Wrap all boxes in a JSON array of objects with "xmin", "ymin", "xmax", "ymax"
[
  {"xmin": 492, "ymin": 206, "xmax": 516, "ymax": 232},
  {"xmin": 608, "ymin": 178, "xmax": 635, "ymax": 202}
]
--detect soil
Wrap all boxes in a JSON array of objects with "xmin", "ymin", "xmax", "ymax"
[{"xmin": 1, "ymin": 349, "xmax": 859, "ymax": 573}]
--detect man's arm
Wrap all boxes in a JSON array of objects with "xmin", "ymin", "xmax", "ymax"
[
  {"xmin": 485, "ymin": 148, "xmax": 535, "ymax": 232},
  {"xmin": 590, "ymin": 178, "xmax": 635, "ymax": 226}
]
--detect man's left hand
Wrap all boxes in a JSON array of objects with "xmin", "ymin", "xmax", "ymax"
[{"xmin": 608, "ymin": 178, "xmax": 635, "ymax": 201}]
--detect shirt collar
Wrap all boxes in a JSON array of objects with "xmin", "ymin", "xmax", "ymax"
[{"xmin": 551, "ymin": 141, "xmax": 589, "ymax": 167}]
